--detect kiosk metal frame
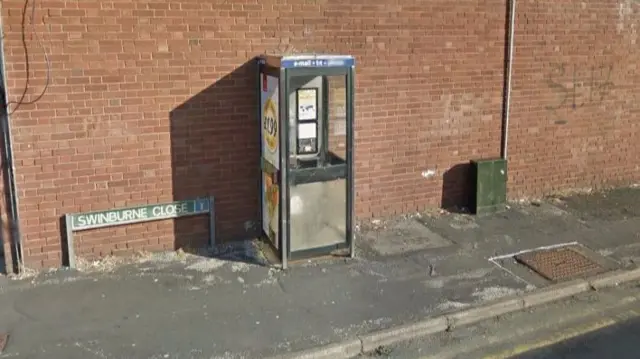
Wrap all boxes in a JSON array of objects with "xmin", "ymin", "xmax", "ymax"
[{"xmin": 257, "ymin": 54, "xmax": 355, "ymax": 269}]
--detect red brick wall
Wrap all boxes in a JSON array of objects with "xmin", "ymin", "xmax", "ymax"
[
  {"xmin": 0, "ymin": 0, "xmax": 637, "ymax": 270},
  {"xmin": 508, "ymin": 0, "xmax": 640, "ymax": 197},
  {"xmin": 327, "ymin": 75, "xmax": 347, "ymax": 160}
]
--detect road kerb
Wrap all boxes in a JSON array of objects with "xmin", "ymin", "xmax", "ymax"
[
  {"xmin": 446, "ymin": 297, "xmax": 524, "ymax": 329},
  {"xmin": 588, "ymin": 267, "xmax": 640, "ymax": 290},
  {"xmin": 521, "ymin": 279, "xmax": 590, "ymax": 308},
  {"xmin": 266, "ymin": 338, "xmax": 363, "ymax": 359},
  {"xmin": 359, "ymin": 316, "xmax": 448, "ymax": 353},
  {"xmin": 271, "ymin": 268, "xmax": 640, "ymax": 359}
]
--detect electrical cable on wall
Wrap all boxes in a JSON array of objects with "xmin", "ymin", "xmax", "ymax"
[{"xmin": 6, "ymin": 0, "xmax": 52, "ymax": 115}]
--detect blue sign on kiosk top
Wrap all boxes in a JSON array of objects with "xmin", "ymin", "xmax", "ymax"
[{"xmin": 260, "ymin": 54, "xmax": 355, "ymax": 69}]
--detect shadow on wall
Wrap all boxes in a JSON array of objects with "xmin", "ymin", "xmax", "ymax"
[
  {"xmin": 439, "ymin": 0, "xmax": 512, "ymax": 216},
  {"xmin": 441, "ymin": 163, "xmax": 471, "ymax": 213},
  {"xmin": 169, "ymin": 59, "xmax": 261, "ymax": 253}
]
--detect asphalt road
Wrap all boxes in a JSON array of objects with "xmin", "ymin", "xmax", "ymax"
[
  {"xmin": 510, "ymin": 317, "xmax": 640, "ymax": 359},
  {"xmin": 360, "ymin": 281, "xmax": 640, "ymax": 359}
]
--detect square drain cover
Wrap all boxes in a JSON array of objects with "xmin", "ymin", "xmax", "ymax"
[{"xmin": 515, "ymin": 247, "xmax": 605, "ymax": 282}]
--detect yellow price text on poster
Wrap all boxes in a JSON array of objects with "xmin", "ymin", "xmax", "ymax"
[{"xmin": 263, "ymin": 98, "xmax": 278, "ymax": 153}]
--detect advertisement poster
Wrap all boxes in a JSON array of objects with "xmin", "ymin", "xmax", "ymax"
[
  {"xmin": 262, "ymin": 171, "xmax": 279, "ymax": 249},
  {"xmin": 297, "ymin": 88, "xmax": 317, "ymax": 121},
  {"xmin": 261, "ymin": 74, "xmax": 279, "ymax": 169}
]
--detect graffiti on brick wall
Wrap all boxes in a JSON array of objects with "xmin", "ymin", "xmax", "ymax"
[
  {"xmin": 82, "ymin": 116, "xmax": 133, "ymax": 137},
  {"xmin": 545, "ymin": 63, "xmax": 614, "ymax": 124}
]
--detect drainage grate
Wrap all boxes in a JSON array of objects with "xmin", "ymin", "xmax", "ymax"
[{"xmin": 515, "ymin": 247, "xmax": 606, "ymax": 282}]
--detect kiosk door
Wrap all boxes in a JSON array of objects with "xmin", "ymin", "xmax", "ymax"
[{"xmin": 285, "ymin": 70, "xmax": 352, "ymax": 258}]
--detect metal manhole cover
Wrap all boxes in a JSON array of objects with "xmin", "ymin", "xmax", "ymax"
[{"xmin": 515, "ymin": 247, "xmax": 605, "ymax": 281}]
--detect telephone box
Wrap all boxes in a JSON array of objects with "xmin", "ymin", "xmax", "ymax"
[{"xmin": 258, "ymin": 54, "xmax": 355, "ymax": 269}]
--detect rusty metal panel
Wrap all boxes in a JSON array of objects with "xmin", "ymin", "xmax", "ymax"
[{"xmin": 515, "ymin": 247, "xmax": 606, "ymax": 282}]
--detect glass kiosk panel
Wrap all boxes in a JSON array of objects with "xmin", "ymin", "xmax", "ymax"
[{"xmin": 287, "ymin": 74, "xmax": 349, "ymax": 255}]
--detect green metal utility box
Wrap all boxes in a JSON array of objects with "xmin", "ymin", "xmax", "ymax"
[{"xmin": 469, "ymin": 158, "xmax": 507, "ymax": 215}]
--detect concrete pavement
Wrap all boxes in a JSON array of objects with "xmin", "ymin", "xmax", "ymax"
[{"xmin": 0, "ymin": 187, "xmax": 639, "ymax": 358}]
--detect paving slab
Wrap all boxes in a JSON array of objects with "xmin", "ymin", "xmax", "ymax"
[{"xmin": 366, "ymin": 219, "xmax": 454, "ymax": 256}]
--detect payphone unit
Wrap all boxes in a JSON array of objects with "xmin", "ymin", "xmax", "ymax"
[{"xmin": 258, "ymin": 54, "xmax": 355, "ymax": 269}]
